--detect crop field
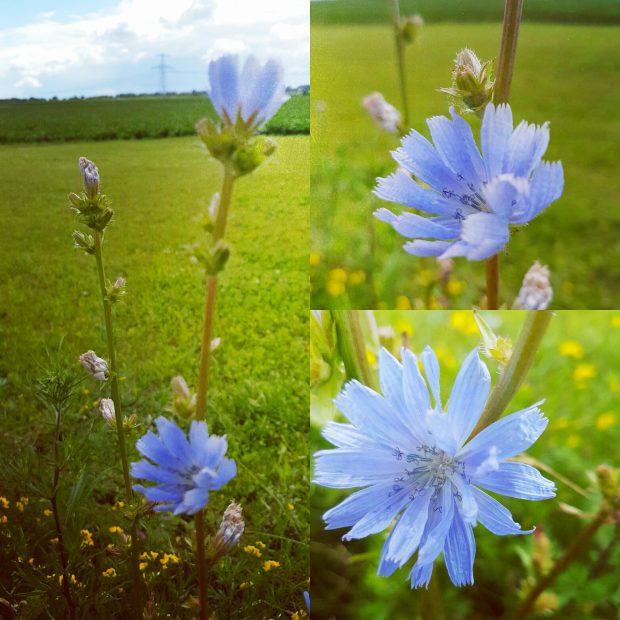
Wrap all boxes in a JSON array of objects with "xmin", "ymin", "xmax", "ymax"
[
  {"xmin": 311, "ymin": 310, "xmax": 620, "ymax": 619},
  {"xmin": 310, "ymin": 22, "xmax": 620, "ymax": 309},
  {"xmin": 0, "ymin": 134, "xmax": 309, "ymax": 617},
  {"xmin": 0, "ymin": 93, "xmax": 309, "ymax": 143}
]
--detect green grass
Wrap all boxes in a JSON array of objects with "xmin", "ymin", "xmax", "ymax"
[
  {"xmin": 311, "ymin": 0, "xmax": 620, "ymax": 25},
  {"xmin": 311, "ymin": 310, "xmax": 620, "ymax": 619},
  {"xmin": 0, "ymin": 94, "xmax": 309, "ymax": 143},
  {"xmin": 310, "ymin": 23, "xmax": 620, "ymax": 309},
  {"xmin": 0, "ymin": 135, "xmax": 309, "ymax": 617}
]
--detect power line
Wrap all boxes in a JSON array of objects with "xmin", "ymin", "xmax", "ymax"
[{"xmin": 152, "ymin": 54, "xmax": 174, "ymax": 94}]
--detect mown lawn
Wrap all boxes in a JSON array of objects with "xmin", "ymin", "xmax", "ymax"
[
  {"xmin": 311, "ymin": 310, "xmax": 620, "ymax": 619},
  {"xmin": 0, "ymin": 94, "xmax": 309, "ymax": 143},
  {"xmin": 310, "ymin": 23, "xmax": 620, "ymax": 309},
  {"xmin": 0, "ymin": 135, "xmax": 309, "ymax": 617}
]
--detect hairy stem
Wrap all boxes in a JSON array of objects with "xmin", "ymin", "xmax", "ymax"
[
  {"xmin": 485, "ymin": 0, "xmax": 523, "ymax": 308},
  {"xmin": 51, "ymin": 407, "xmax": 76, "ymax": 620},
  {"xmin": 470, "ymin": 310, "xmax": 552, "ymax": 438},
  {"xmin": 389, "ymin": 0, "xmax": 410, "ymax": 127},
  {"xmin": 195, "ymin": 167, "xmax": 235, "ymax": 420},
  {"xmin": 332, "ymin": 311, "xmax": 374, "ymax": 387},
  {"xmin": 93, "ymin": 231, "xmax": 142, "ymax": 612},
  {"xmin": 195, "ymin": 510, "xmax": 208, "ymax": 620},
  {"xmin": 510, "ymin": 508, "xmax": 608, "ymax": 620}
]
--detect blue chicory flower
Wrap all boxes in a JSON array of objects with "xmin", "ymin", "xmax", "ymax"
[
  {"xmin": 208, "ymin": 54, "xmax": 285, "ymax": 127},
  {"xmin": 374, "ymin": 103, "xmax": 564, "ymax": 260},
  {"xmin": 314, "ymin": 346, "xmax": 555, "ymax": 588},
  {"xmin": 132, "ymin": 416, "xmax": 236, "ymax": 515}
]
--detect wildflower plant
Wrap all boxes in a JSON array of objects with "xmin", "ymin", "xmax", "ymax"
[{"xmin": 314, "ymin": 342, "xmax": 555, "ymax": 587}]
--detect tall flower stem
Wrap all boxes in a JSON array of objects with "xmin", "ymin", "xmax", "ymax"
[
  {"xmin": 50, "ymin": 406, "xmax": 76, "ymax": 620},
  {"xmin": 389, "ymin": 0, "xmax": 410, "ymax": 127},
  {"xmin": 332, "ymin": 310, "xmax": 374, "ymax": 387},
  {"xmin": 470, "ymin": 310, "xmax": 551, "ymax": 438},
  {"xmin": 93, "ymin": 231, "xmax": 142, "ymax": 611},
  {"xmin": 485, "ymin": 0, "xmax": 524, "ymax": 309},
  {"xmin": 510, "ymin": 508, "xmax": 609, "ymax": 620},
  {"xmin": 195, "ymin": 511, "xmax": 209, "ymax": 620},
  {"xmin": 195, "ymin": 166, "xmax": 235, "ymax": 420}
]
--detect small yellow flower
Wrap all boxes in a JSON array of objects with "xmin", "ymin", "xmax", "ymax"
[
  {"xmin": 450, "ymin": 311, "xmax": 478, "ymax": 335},
  {"xmin": 109, "ymin": 526, "xmax": 124, "ymax": 535},
  {"xmin": 1, "ymin": 516, "xmax": 7, "ymax": 524},
  {"xmin": 82, "ymin": 388, "xmax": 90, "ymax": 396},
  {"xmin": 395, "ymin": 295, "xmax": 412, "ymax": 310},
  {"xmin": 573, "ymin": 363, "xmax": 596, "ymax": 384},
  {"xmin": 243, "ymin": 545, "xmax": 262, "ymax": 558},
  {"xmin": 255, "ymin": 541, "xmax": 266, "ymax": 549},
  {"xmin": 559, "ymin": 340, "xmax": 584, "ymax": 359},
  {"xmin": 43, "ymin": 509, "xmax": 53, "ymax": 517},
  {"xmin": 0, "ymin": 497, "xmax": 9, "ymax": 509},
  {"xmin": 446, "ymin": 280, "xmax": 464, "ymax": 297},
  {"xmin": 554, "ymin": 418, "xmax": 570, "ymax": 430},
  {"xmin": 309, "ymin": 252, "xmax": 321, "ymax": 267},
  {"xmin": 328, "ymin": 268, "xmax": 347, "ymax": 283},
  {"xmin": 139, "ymin": 552, "xmax": 149, "ymax": 561},
  {"xmin": 596, "ymin": 411, "xmax": 616, "ymax": 431},
  {"xmin": 366, "ymin": 349, "xmax": 377, "ymax": 366},
  {"xmin": 393, "ymin": 320, "xmax": 413, "ymax": 339},
  {"xmin": 566, "ymin": 434, "xmax": 581, "ymax": 448},
  {"xmin": 287, "ymin": 502, "xmax": 294, "ymax": 510},
  {"xmin": 20, "ymin": 497, "xmax": 29, "ymax": 505},
  {"xmin": 150, "ymin": 551, "xmax": 159, "ymax": 560},
  {"xmin": 102, "ymin": 568, "xmax": 116, "ymax": 578},
  {"xmin": 139, "ymin": 562, "xmax": 148, "ymax": 571},
  {"xmin": 16, "ymin": 502, "xmax": 25, "ymax": 512},
  {"xmin": 106, "ymin": 543, "xmax": 115, "ymax": 552},
  {"xmin": 262, "ymin": 560, "xmax": 280, "ymax": 572},
  {"xmin": 80, "ymin": 529, "xmax": 94, "ymax": 548},
  {"xmin": 239, "ymin": 581, "xmax": 253, "ymax": 590},
  {"xmin": 160, "ymin": 553, "xmax": 179, "ymax": 568},
  {"xmin": 348, "ymin": 270, "xmax": 366, "ymax": 286},
  {"xmin": 326, "ymin": 280, "xmax": 345, "ymax": 297}
]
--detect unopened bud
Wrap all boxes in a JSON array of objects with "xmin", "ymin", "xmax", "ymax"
[
  {"xmin": 362, "ymin": 92, "xmax": 402, "ymax": 134},
  {"xmin": 400, "ymin": 14, "xmax": 424, "ymax": 43},
  {"xmin": 72, "ymin": 230, "xmax": 95, "ymax": 254},
  {"xmin": 474, "ymin": 310, "xmax": 512, "ymax": 369},
  {"xmin": 512, "ymin": 262, "xmax": 553, "ymax": 310},
  {"xmin": 99, "ymin": 398, "xmax": 116, "ymax": 426},
  {"xmin": 211, "ymin": 502, "xmax": 244, "ymax": 559},
  {"xmin": 78, "ymin": 157, "xmax": 100, "ymax": 201},
  {"xmin": 106, "ymin": 276, "xmax": 127, "ymax": 303},
  {"xmin": 79, "ymin": 351, "xmax": 108, "ymax": 381},
  {"xmin": 210, "ymin": 337, "xmax": 221, "ymax": 351},
  {"xmin": 169, "ymin": 376, "xmax": 196, "ymax": 419}
]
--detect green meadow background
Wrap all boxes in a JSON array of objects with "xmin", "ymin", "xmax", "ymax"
[
  {"xmin": 311, "ymin": 310, "xmax": 620, "ymax": 619},
  {"xmin": 310, "ymin": 0, "xmax": 620, "ymax": 309},
  {"xmin": 0, "ymin": 98, "xmax": 309, "ymax": 615}
]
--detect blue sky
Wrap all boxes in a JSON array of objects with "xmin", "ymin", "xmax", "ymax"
[{"xmin": 0, "ymin": 0, "xmax": 309, "ymax": 99}]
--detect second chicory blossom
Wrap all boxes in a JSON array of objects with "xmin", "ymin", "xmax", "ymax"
[
  {"xmin": 131, "ymin": 416, "xmax": 236, "ymax": 515},
  {"xmin": 374, "ymin": 103, "xmax": 564, "ymax": 261}
]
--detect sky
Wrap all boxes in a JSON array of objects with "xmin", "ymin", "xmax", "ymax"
[{"xmin": 0, "ymin": 0, "xmax": 309, "ymax": 99}]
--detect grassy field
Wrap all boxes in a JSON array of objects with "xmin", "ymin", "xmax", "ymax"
[
  {"xmin": 311, "ymin": 0, "xmax": 620, "ymax": 25},
  {"xmin": 311, "ymin": 310, "xmax": 620, "ymax": 619},
  {"xmin": 0, "ymin": 135, "xmax": 309, "ymax": 617},
  {"xmin": 310, "ymin": 23, "xmax": 620, "ymax": 309},
  {"xmin": 0, "ymin": 94, "xmax": 309, "ymax": 143}
]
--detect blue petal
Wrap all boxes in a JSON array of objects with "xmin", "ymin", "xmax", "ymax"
[
  {"xmin": 323, "ymin": 483, "xmax": 395, "ymax": 531},
  {"xmin": 393, "ymin": 212, "xmax": 459, "ymax": 240},
  {"xmin": 374, "ymin": 171, "xmax": 456, "ymax": 216},
  {"xmin": 482, "ymin": 174, "xmax": 530, "ymax": 219},
  {"xmin": 481, "ymin": 103, "xmax": 513, "ymax": 179},
  {"xmin": 313, "ymin": 448, "xmax": 401, "ymax": 489},
  {"xmin": 416, "ymin": 486, "xmax": 454, "ymax": 565},
  {"xmin": 208, "ymin": 55, "xmax": 240, "ymax": 121},
  {"xmin": 471, "ymin": 487, "xmax": 535, "ymax": 536},
  {"xmin": 459, "ymin": 403, "xmax": 547, "ymax": 463},
  {"xmin": 459, "ymin": 212, "xmax": 510, "ymax": 260},
  {"xmin": 136, "ymin": 431, "xmax": 184, "ymax": 472},
  {"xmin": 443, "ymin": 506, "xmax": 476, "ymax": 586},
  {"xmin": 404, "ymin": 240, "xmax": 454, "ymax": 257},
  {"xmin": 401, "ymin": 349, "xmax": 432, "ymax": 442},
  {"xmin": 410, "ymin": 560, "xmax": 434, "ymax": 589},
  {"xmin": 212, "ymin": 457, "xmax": 236, "ymax": 490},
  {"xmin": 514, "ymin": 161, "xmax": 564, "ymax": 223},
  {"xmin": 321, "ymin": 422, "xmax": 377, "ymax": 449},
  {"xmin": 240, "ymin": 56, "xmax": 284, "ymax": 123},
  {"xmin": 451, "ymin": 474, "xmax": 478, "ymax": 524},
  {"xmin": 378, "ymin": 348, "xmax": 407, "ymax": 414},
  {"xmin": 176, "ymin": 487, "xmax": 210, "ymax": 515},
  {"xmin": 473, "ymin": 461, "xmax": 556, "ymax": 501},
  {"xmin": 393, "ymin": 130, "xmax": 462, "ymax": 196},
  {"xmin": 132, "ymin": 483, "xmax": 181, "ymax": 504},
  {"xmin": 446, "ymin": 347, "xmax": 490, "ymax": 447},
  {"xmin": 131, "ymin": 460, "xmax": 187, "ymax": 486},
  {"xmin": 154, "ymin": 417, "xmax": 192, "ymax": 464},
  {"xmin": 377, "ymin": 526, "xmax": 400, "ymax": 577},
  {"xmin": 506, "ymin": 120, "xmax": 549, "ymax": 178},
  {"xmin": 421, "ymin": 346, "xmax": 441, "ymax": 410}
]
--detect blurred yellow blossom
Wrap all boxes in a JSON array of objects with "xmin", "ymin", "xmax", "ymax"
[
  {"xmin": 329, "ymin": 268, "xmax": 347, "ymax": 283},
  {"xmin": 310, "ymin": 252, "xmax": 321, "ymax": 267},
  {"xmin": 102, "ymin": 568, "xmax": 116, "ymax": 578},
  {"xmin": 326, "ymin": 280, "xmax": 345, "ymax": 297},
  {"xmin": 566, "ymin": 434, "xmax": 581, "ymax": 448},
  {"xmin": 139, "ymin": 562, "xmax": 148, "ymax": 571},
  {"xmin": 263, "ymin": 560, "xmax": 280, "ymax": 572},
  {"xmin": 16, "ymin": 502, "xmax": 25, "ymax": 512},
  {"xmin": 160, "ymin": 553, "xmax": 179, "ymax": 567},
  {"xmin": 1, "ymin": 515, "xmax": 7, "ymax": 524},
  {"xmin": 393, "ymin": 320, "xmax": 413, "ymax": 338},
  {"xmin": 611, "ymin": 316, "xmax": 620, "ymax": 328},
  {"xmin": 559, "ymin": 340, "xmax": 583, "ymax": 359},
  {"xmin": 0, "ymin": 497, "xmax": 9, "ymax": 509},
  {"xmin": 450, "ymin": 311, "xmax": 478, "ymax": 335},
  {"xmin": 573, "ymin": 364, "xmax": 596, "ymax": 384},
  {"xmin": 43, "ymin": 509, "xmax": 53, "ymax": 517},
  {"xmin": 554, "ymin": 418, "xmax": 570, "ymax": 430},
  {"xmin": 256, "ymin": 541, "xmax": 266, "ymax": 549},
  {"xmin": 396, "ymin": 295, "xmax": 412, "ymax": 310},
  {"xmin": 150, "ymin": 551, "xmax": 159, "ymax": 560},
  {"xmin": 243, "ymin": 545, "xmax": 262, "ymax": 557},
  {"xmin": 287, "ymin": 503, "xmax": 295, "ymax": 510},
  {"xmin": 349, "ymin": 270, "xmax": 366, "ymax": 286},
  {"xmin": 239, "ymin": 581, "xmax": 253, "ymax": 590},
  {"xmin": 366, "ymin": 349, "xmax": 377, "ymax": 367},
  {"xmin": 446, "ymin": 280, "xmax": 464, "ymax": 296},
  {"xmin": 596, "ymin": 412, "xmax": 616, "ymax": 430},
  {"xmin": 80, "ymin": 529, "xmax": 94, "ymax": 548},
  {"xmin": 109, "ymin": 526, "xmax": 124, "ymax": 535}
]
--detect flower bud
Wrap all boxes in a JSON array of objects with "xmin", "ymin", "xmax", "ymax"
[
  {"xmin": 169, "ymin": 376, "xmax": 197, "ymax": 419},
  {"xmin": 79, "ymin": 351, "xmax": 108, "ymax": 381},
  {"xmin": 78, "ymin": 157, "xmax": 100, "ymax": 201},
  {"xmin": 196, "ymin": 118, "xmax": 237, "ymax": 162},
  {"xmin": 440, "ymin": 48, "xmax": 494, "ymax": 115},
  {"xmin": 72, "ymin": 230, "xmax": 96, "ymax": 255},
  {"xmin": 211, "ymin": 502, "xmax": 244, "ymax": 560},
  {"xmin": 362, "ymin": 92, "xmax": 402, "ymax": 134},
  {"xmin": 210, "ymin": 337, "xmax": 221, "ymax": 351},
  {"xmin": 474, "ymin": 310, "xmax": 512, "ymax": 369},
  {"xmin": 99, "ymin": 398, "xmax": 116, "ymax": 426},
  {"xmin": 512, "ymin": 262, "xmax": 553, "ymax": 310},
  {"xmin": 400, "ymin": 14, "xmax": 424, "ymax": 44},
  {"xmin": 106, "ymin": 276, "xmax": 127, "ymax": 303}
]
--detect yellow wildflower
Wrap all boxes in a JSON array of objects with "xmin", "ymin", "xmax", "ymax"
[
  {"xmin": 262, "ymin": 560, "xmax": 280, "ymax": 572},
  {"xmin": 349, "ymin": 270, "xmax": 366, "ymax": 286},
  {"xmin": 309, "ymin": 252, "xmax": 321, "ymax": 267},
  {"xmin": 450, "ymin": 311, "xmax": 478, "ymax": 335},
  {"xmin": 16, "ymin": 502, "xmax": 25, "ymax": 512},
  {"xmin": 554, "ymin": 418, "xmax": 569, "ymax": 430},
  {"xmin": 255, "ymin": 541, "xmax": 266, "ymax": 549},
  {"xmin": 139, "ymin": 552, "xmax": 149, "ymax": 561},
  {"xmin": 106, "ymin": 543, "xmax": 115, "ymax": 552},
  {"xmin": 243, "ymin": 545, "xmax": 262, "ymax": 558},
  {"xmin": 395, "ymin": 295, "xmax": 412, "ymax": 310},
  {"xmin": 393, "ymin": 320, "xmax": 413, "ymax": 339},
  {"xmin": 20, "ymin": 497, "xmax": 29, "ymax": 505},
  {"xmin": 566, "ymin": 434, "xmax": 581, "ymax": 448},
  {"xmin": 0, "ymin": 497, "xmax": 9, "ymax": 509},
  {"xmin": 329, "ymin": 268, "xmax": 347, "ymax": 283},
  {"xmin": 239, "ymin": 581, "xmax": 253, "ymax": 590},
  {"xmin": 446, "ymin": 280, "xmax": 465, "ymax": 297},
  {"xmin": 160, "ymin": 553, "xmax": 179, "ymax": 567},
  {"xmin": 43, "ymin": 509, "xmax": 53, "ymax": 517},
  {"xmin": 326, "ymin": 279, "xmax": 345, "ymax": 297},
  {"xmin": 80, "ymin": 529, "xmax": 94, "ymax": 548},
  {"xmin": 82, "ymin": 388, "xmax": 90, "ymax": 396},
  {"xmin": 559, "ymin": 340, "xmax": 584, "ymax": 359},
  {"xmin": 150, "ymin": 551, "xmax": 159, "ymax": 560},
  {"xmin": 573, "ymin": 364, "xmax": 596, "ymax": 384},
  {"xmin": 102, "ymin": 568, "xmax": 116, "ymax": 578},
  {"xmin": 596, "ymin": 412, "xmax": 616, "ymax": 431},
  {"xmin": 139, "ymin": 562, "xmax": 148, "ymax": 571},
  {"xmin": 108, "ymin": 526, "xmax": 124, "ymax": 535}
]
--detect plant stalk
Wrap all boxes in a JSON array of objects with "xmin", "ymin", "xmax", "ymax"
[
  {"xmin": 332, "ymin": 310, "xmax": 374, "ymax": 387},
  {"xmin": 195, "ymin": 510, "xmax": 209, "ymax": 620},
  {"xmin": 93, "ymin": 231, "xmax": 142, "ymax": 612},
  {"xmin": 470, "ymin": 310, "xmax": 551, "ymax": 438},
  {"xmin": 51, "ymin": 407, "xmax": 76, "ymax": 620},
  {"xmin": 195, "ymin": 167, "xmax": 235, "ymax": 420},
  {"xmin": 485, "ymin": 0, "xmax": 524, "ymax": 308},
  {"xmin": 389, "ymin": 0, "xmax": 410, "ymax": 127}
]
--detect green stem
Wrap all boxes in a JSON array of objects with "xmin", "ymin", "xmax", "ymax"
[
  {"xmin": 509, "ymin": 508, "xmax": 608, "ymax": 620},
  {"xmin": 195, "ymin": 510, "xmax": 208, "ymax": 620},
  {"xmin": 389, "ymin": 0, "xmax": 410, "ymax": 127},
  {"xmin": 485, "ymin": 0, "xmax": 524, "ymax": 309},
  {"xmin": 332, "ymin": 311, "xmax": 374, "ymax": 387},
  {"xmin": 470, "ymin": 310, "xmax": 551, "ymax": 438},
  {"xmin": 195, "ymin": 167, "xmax": 235, "ymax": 420},
  {"xmin": 93, "ymin": 231, "xmax": 142, "ymax": 612}
]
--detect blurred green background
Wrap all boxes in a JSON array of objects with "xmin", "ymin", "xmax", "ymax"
[
  {"xmin": 310, "ymin": 0, "xmax": 620, "ymax": 309},
  {"xmin": 311, "ymin": 310, "xmax": 620, "ymax": 619}
]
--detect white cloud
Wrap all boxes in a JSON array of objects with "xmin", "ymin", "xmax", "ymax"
[{"xmin": 0, "ymin": 0, "xmax": 309, "ymax": 98}]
